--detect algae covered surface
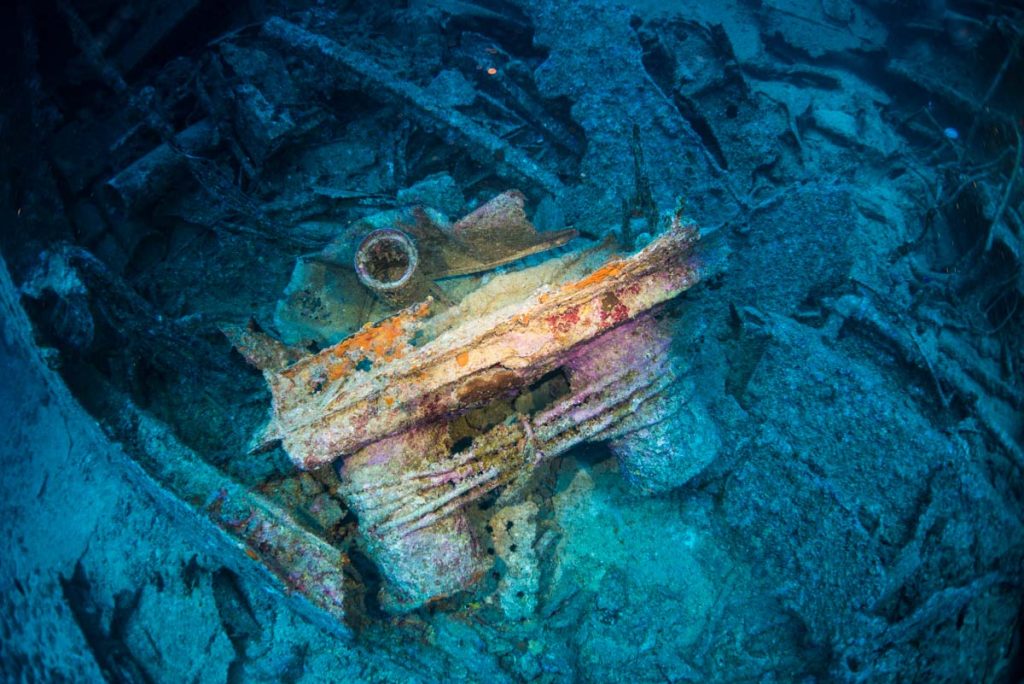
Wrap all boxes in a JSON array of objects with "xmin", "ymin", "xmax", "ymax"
[{"xmin": 2, "ymin": 0, "xmax": 1023, "ymax": 682}]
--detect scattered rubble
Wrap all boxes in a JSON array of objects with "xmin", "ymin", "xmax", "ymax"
[{"xmin": 1, "ymin": 0, "xmax": 1021, "ymax": 680}]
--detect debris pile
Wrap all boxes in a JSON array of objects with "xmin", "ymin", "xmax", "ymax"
[{"xmin": 1, "ymin": 0, "xmax": 1021, "ymax": 681}]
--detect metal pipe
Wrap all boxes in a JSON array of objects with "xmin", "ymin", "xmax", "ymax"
[{"xmin": 353, "ymin": 228, "xmax": 429, "ymax": 306}]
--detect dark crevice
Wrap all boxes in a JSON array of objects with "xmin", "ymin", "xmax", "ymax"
[
  {"xmin": 670, "ymin": 91, "xmax": 730, "ymax": 170},
  {"xmin": 60, "ymin": 561, "xmax": 154, "ymax": 684},
  {"xmin": 634, "ymin": 22, "xmax": 730, "ymax": 170},
  {"xmin": 346, "ymin": 547, "xmax": 387, "ymax": 621},
  {"xmin": 439, "ymin": 1, "xmax": 541, "ymax": 61}
]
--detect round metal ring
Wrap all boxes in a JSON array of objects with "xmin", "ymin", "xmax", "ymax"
[{"xmin": 354, "ymin": 229, "xmax": 419, "ymax": 292}]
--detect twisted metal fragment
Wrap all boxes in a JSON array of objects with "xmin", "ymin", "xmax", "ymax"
[{"xmin": 235, "ymin": 218, "xmax": 711, "ymax": 611}]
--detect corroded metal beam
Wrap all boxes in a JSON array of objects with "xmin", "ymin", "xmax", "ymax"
[
  {"xmin": 336, "ymin": 313, "xmax": 686, "ymax": 611},
  {"xmin": 260, "ymin": 221, "xmax": 701, "ymax": 470},
  {"xmin": 234, "ymin": 217, "xmax": 709, "ymax": 612},
  {"xmin": 113, "ymin": 401, "xmax": 351, "ymax": 634},
  {"xmin": 4, "ymin": 249, "xmax": 351, "ymax": 635}
]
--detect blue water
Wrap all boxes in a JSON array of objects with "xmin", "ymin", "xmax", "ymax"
[{"xmin": 1, "ymin": 0, "xmax": 1022, "ymax": 682}]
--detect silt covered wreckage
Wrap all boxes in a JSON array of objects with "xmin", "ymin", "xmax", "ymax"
[
  {"xmin": 225, "ymin": 191, "xmax": 716, "ymax": 614},
  {"xmin": 2, "ymin": 0, "xmax": 1023, "ymax": 681}
]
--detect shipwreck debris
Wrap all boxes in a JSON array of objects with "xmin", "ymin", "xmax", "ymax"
[
  {"xmin": 233, "ymin": 206, "xmax": 713, "ymax": 611},
  {"xmin": 354, "ymin": 228, "xmax": 428, "ymax": 308},
  {"xmin": 255, "ymin": 219, "xmax": 701, "ymax": 469},
  {"xmin": 261, "ymin": 17, "xmax": 565, "ymax": 195},
  {"xmin": 102, "ymin": 119, "xmax": 219, "ymax": 216},
  {"xmin": 275, "ymin": 190, "xmax": 577, "ymax": 331},
  {"xmin": 99, "ymin": 383, "xmax": 352, "ymax": 636}
]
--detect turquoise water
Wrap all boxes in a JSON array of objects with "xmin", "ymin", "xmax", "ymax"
[{"xmin": 1, "ymin": 1, "xmax": 1022, "ymax": 682}]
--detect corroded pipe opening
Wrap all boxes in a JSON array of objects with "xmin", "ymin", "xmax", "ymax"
[{"xmin": 354, "ymin": 229, "xmax": 420, "ymax": 295}]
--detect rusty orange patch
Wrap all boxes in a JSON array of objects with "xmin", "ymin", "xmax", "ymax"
[
  {"xmin": 308, "ymin": 304, "xmax": 432, "ymax": 383},
  {"xmin": 327, "ymin": 362, "xmax": 347, "ymax": 381},
  {"xmin": 346, "ymin": 316, "xmax": 408, "ymax": 359},
  {"xmin": 565, "ymin": 260, "xmax": 628, "ymax": 292},
  {"xmin": 245, "ymin": 548, "xmax": 259, "ymax": 560},
  {"xmin": 456, "ymin": 350, "xmax": 470, "ymax": 367}
]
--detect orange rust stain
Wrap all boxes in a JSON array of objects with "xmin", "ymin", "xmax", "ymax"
[
  {"xmin": 327, "ymin": 361, "xmax": 348, "ymax": 381},
  {"xmin": 317, "ymin": 306, "xmax": 431, "ymax": 381},
  {"xmin": 538, "ymin": 293, "xmax": 551, "ymax": 304},
  {"xmin": 565, "ymin": 260, "xmax": 628, "ymax": 292},
  {"xmin": 245, "ymin": 548, "xmax": 259, "ymax": 560},
  {"xmin": 456, "ymin": 350, "xmax": 470, "ymax": 367},
  {"xmin": 343, "ymin": 317, "xmax": 406, "ymax": 358},
  {"xmin": 383, "ymin": 396, "xmax": 395, "ymax": 406}
]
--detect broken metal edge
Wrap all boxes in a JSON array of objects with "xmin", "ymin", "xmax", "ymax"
[
  {"xmin": 2, "ymin": 251, "xmax": 352, "ymax": 638},
  {"xmin": 433, "ymin": 227, "xmax": 579, "ymax": 279},
  {"xmin": 104, "ymin": 392, "xmax": 352, "ymax": 640},
  {"xmin": 269, "ymin": 221, "xmax": 701, "ymax": 469},
  {"xmin": 6, "ymin": 269, "xmax": 351, "ymax": 638}
]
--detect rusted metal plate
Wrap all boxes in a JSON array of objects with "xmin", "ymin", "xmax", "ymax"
[{"xmin": 260, "ymin": 220, "xmax": 701, "ymax": 470}]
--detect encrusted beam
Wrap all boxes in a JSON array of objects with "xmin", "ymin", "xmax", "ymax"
[
  {"xmin": 261, "ymin": 221, "xmax": 701, "ymax": 470},
  {"xmin": 234, "ymin": 216, "xmax": 712, "ymax": 611}
]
